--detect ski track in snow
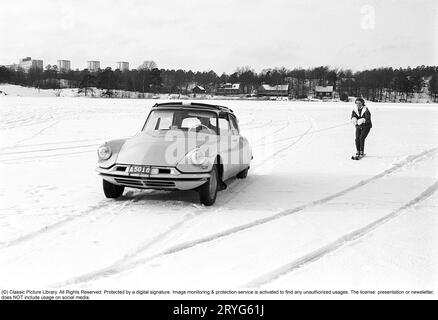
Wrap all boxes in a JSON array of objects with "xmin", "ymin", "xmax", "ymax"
[
  {"xmin": 50, "ymin": 146, "xmax": 438, "ymax": 288},
  {"xmin": 253, "ymin": 121, "xmax": 351, "ymax": 147},
  {"xmin": 244, "ymin": 179, "xmax": 438, "ymax": 288}
]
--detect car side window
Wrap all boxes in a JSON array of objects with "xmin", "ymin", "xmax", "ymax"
[
  {"xmin": 153, "ymin": 113, "xmax": 172, "ymax": 130},
  {"xmin": 229, "ymin": 115, "xmax": 239, "ymax": 135},
  {"xmin": 218, "ymin": 114, "xmax": 232, "ymax": 136}
]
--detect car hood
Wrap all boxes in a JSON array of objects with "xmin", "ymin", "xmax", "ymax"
[{"xmin": 115, "ymin": 131, "xmax": 217, "ymax": 166}]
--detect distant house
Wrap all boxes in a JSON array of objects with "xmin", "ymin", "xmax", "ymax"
[
  {"xmin": 192, "ymin": 85, "xmax": 206, "ymax": 94},
  {"xmin": 315, "ymin": 86, "xmax": 334, "ymax": 99},
  {"xmin": 216, "ymin": 83, "xmax": 242, "ymax": 95},
  {"xmin": 257, "ymin": 84, "xmax": 289, "ymax": 97}
]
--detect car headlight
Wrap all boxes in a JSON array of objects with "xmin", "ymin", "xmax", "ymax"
[
  {"xmin": 188, "ymin": 148, "xmax": 208, "ymax": 166},
  {"xmin": 98, "ymin": 145, "xmax": 112, "ymax": 160}
]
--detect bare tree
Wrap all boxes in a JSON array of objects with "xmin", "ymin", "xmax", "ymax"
[
  {"xmin": 138, "ymin": 61, "xmax": 158, "ymax": 70},
  {"xmin": 235, "ymin": 66, "xmax": 256, "ymax": 94}
]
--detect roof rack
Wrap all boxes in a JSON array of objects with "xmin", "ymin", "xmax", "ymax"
[{"xmin": 153, "ymin": 102, "xmax": 234, "ymax": 113}]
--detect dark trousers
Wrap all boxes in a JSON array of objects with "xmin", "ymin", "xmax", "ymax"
[{"xmin": 355, "ymin": 127, "xmax": 371, "ymax": 153}]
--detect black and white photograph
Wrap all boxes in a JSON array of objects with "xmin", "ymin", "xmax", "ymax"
[{"xmin": 0, "ymin": 0, "xmax": 437, "ymax": 302}]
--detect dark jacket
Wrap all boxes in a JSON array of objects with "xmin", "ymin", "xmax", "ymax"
[{"xmin": 351, "ymin": 106, "xmax": 372, "ymax": 128}]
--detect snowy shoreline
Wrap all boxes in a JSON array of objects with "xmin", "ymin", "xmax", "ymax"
[{"xmin": 1, "ymin": 84, "xmax": 436, "ymax": 104}]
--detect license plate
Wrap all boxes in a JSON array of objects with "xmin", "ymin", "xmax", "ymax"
[{"xmin": 128, "ymin": 165, "xmax": 150, "ymax": 174}]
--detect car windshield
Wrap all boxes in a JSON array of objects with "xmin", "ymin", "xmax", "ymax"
[{"xmin": 143, "ymin": 109, "xmax": 218, "ymax": 135}]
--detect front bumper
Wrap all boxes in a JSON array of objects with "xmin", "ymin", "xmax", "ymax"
[{"xmin": 96, "ymin": 164, "xmax": 210, "ymax": 191}]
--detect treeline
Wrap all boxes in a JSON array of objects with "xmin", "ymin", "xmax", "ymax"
[{"xmin": 0, "ymin": 64, "xmax": 437, "ymax": 102}]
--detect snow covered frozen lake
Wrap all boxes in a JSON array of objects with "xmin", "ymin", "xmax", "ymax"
[{"xmin": 0, "ymin": 96, "xmax": 437, "ymax": 297}]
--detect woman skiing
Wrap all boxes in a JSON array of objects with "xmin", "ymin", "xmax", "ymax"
[{"xmin": 351, "ymin": 98, "xmax": 372, "ymax": 160}]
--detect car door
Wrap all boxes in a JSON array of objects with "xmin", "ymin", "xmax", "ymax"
[
  {"xmin": 229, "ymin": 114, "xmax": 251, "ymax": 172},
  {"xmin": 218, "ymin": 113, "xmax": 239, "ymax": 180}
]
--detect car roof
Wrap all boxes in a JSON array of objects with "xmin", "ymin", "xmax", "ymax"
[{"xmin": 152, "ymin": 102, "xmax": 234, "ymax": 114}]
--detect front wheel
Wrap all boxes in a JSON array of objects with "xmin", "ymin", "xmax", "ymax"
[
  {"xmin": 103, "ymin": 179, "xmax": 125, "ymax": 198},
  {"xmin": 199, "ymin": 165, "xmax": 219, "ymax": 206},
  {"xmin": 236, "ymin": 167, "xmax": 249, "ymax": 179}
]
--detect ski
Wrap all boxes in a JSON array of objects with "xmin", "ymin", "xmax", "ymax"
[{"xmin": 351, "ymin": 154, "xmax": 366, "ymax": 160}]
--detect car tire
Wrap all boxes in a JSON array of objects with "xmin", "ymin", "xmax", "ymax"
[
  {"xmin": 103, "ymin": 179, "xmax": 125, "ymax": 198},
  {"xmin": 199, "ymin": 164, "xmax": 219, "ymax": 206},
  {"xmin": 236, "ymin": 167, "xmax": 249, "ymax": 179}
]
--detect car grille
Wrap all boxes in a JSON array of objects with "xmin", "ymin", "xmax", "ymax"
[
  {"xmin": 114, "ymin": 177, "xmax": 176, "ymax": 188},
  {"xmin": 114, "ymin": 178, "xmax": 144, "ymax": 187},
  {"xmin": 144, "ymin": 179, "xmax": 176, "ymax": 187}
]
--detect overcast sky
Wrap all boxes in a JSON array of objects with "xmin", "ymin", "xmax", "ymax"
[{"xmin": 1, "ymin": 0, "xmax": 436, "ymax": 73}]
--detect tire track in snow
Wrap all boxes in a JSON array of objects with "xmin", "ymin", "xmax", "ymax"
[
  {"xmin": 0, "ymin": 199, "xmax": 131, "ymax": 249},
  {"xmin": 1, "ymin": 112, "xmax": 55, "ymax": 130},
  {"xmin": 0, "ymin": 149, "xmax": 96, "ymax": 163},
  {"xmin": 52, "ymin": 147, "xmax": 438, "ymax": 288},
  {"xmin": 244, "ymin": 179, "xmax": 438, "ymax": 288},
  {"xmin": 0, "ymin": 138, "xmax": 129, "ymax": 162},
  {"xmin": 0, "ymin": 136, "xmax": 130, "ymax": 151},
  {"xmin": 0, "ymin": 175, "xmax": 245, "ymax": 249},
  {"xmin": 0, "ymin": 143, "xmax": 99, "ymax": 156},
  {"xmin": 10, "ymin": 120, "xmax": 59, "ymax": 148}
]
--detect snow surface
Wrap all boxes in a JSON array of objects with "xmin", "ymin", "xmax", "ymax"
[
  {"xmin": 0, "ymin": 93, "xmax": 437, "ymax": 299},
  {"xmin": 0, "ymin": 84, "xmax": 79, "ymax": 98}
]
